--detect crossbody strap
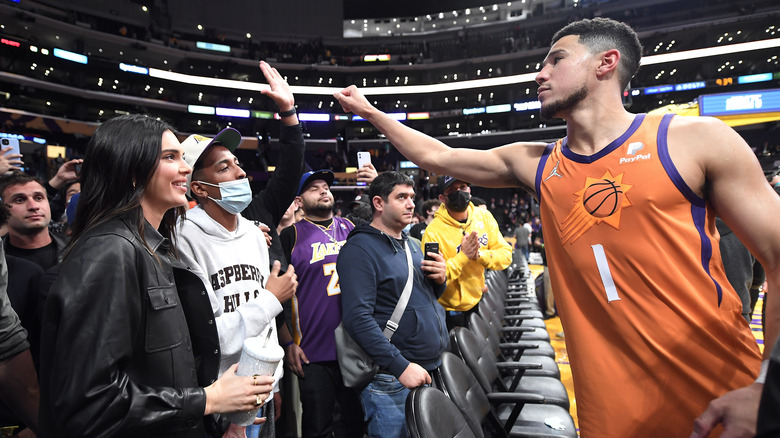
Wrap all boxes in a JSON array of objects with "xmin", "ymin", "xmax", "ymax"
[{"xmin": 383, "ymin": 239, "xmax": 414, "ymax": 339}]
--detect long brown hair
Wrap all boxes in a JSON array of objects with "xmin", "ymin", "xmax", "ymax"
[{"xmin": 66, "ymin": 114, "xmax": 185, "ymax": 259}]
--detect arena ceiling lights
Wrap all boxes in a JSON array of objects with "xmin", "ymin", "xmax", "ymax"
[
  {"xmin": 639, "ymin": 37, "xmax": 780, "ymax": 66},
  {"xmin": 144, "ymin": 37, "xmax": 780, "ymax": 97}
]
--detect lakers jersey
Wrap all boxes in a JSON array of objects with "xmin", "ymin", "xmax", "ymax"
[
  {"xmin": 289, "ymin": 217, "xmax": 354, "ymax": 362},
  {"xmin": 536, "ymin": 113, "xmax": 761, "ymax": 437}
]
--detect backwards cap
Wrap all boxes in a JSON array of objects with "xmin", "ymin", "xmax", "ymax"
[{"xmin": 180, "ymin": 127, "xmax": 242, "ymax": 196}]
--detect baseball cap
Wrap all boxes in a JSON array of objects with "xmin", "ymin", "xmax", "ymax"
[
  {"xmin": 297, "ymin": 170, "xmax": 335, "ymax": 195},
  {"xmin": 349, "ymin": 194, "xmax": 370, "ymax": 208},
  {"xmin": 437, "ymin": 175, "xmax": 462, "ymax": 194},
  {"xmin": 180, "ymin": 127, "xmax": 242, "ymax": 196}
]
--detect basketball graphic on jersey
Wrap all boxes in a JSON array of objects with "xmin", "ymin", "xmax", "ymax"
[
  {"xmin": 583, "ymin": 179, "xmax": 622, "ymax": 218},
  {"xmin": 560, "ymin": 171, "xmax": 633, "ymax": 245}
]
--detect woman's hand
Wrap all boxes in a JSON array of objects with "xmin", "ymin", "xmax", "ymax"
[{"xmin": 204, "ymin": 364, "xmax": 274, "ymax": 415}]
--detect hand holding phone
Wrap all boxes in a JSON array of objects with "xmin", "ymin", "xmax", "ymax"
[
  {"xmin": 424, "ymin": 242, "xmax": 439, "ymax": 261},
  {"xmin": 357, "ymin": 151, "xmax": 371, "ymax": 169},
  {"xmin": 1, "ymin": 138, "xmax": 23, "ymax": 174},
  {"xmin": 356, "ymin": 152, "xmax": 373, "ymax": 186},
  {"xmin": 422, "ymin": 241, "xmax": 446, "ymax": 284}
]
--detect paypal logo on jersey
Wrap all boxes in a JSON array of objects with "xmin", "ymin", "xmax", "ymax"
[
  {"xmin": 627, "ymin": 142, "xmax": 644, "ymax": 155},
  {"xmin": 620, "ymin": 142, "xmax": 651, "ymax": 164},
  {"xmin": 619, "ymin": 153, "xmax": 651, "ymax": 164}
]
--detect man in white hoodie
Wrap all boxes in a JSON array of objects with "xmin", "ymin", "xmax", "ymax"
[{"xmin": 178, "ymin": 61, "xmax": 299, "ymax": 437}]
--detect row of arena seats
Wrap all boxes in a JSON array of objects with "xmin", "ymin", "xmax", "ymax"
[{"xmin": 406, "ymin": 255, "xmax": 576, "ymax": 437}]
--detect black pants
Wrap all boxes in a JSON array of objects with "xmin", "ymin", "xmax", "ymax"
[
  {"xmin": 297, "ymin": 361, "xmax": 364, "ymax": 438},
  {"xmin": 445, "ymin": 301, "xmax": 480, "ymax": 331}
]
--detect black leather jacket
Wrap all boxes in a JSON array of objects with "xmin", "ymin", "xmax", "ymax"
[{"xmin": 39, "ymin": 214, "xmax": 221, "ymax": 438}]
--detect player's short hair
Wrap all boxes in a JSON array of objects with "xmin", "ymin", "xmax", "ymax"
[{"xmin": 552, "ymin": 17, "xmax": 642, "ymax": 91}]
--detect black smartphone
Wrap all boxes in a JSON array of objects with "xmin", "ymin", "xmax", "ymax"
[
  {"xmin": 74, "ymin": 163, "xmax": 82, "ymax": 176},
  {"xmin": 424, "ymin": 242, "xmax": 439, "ymax": 261}
]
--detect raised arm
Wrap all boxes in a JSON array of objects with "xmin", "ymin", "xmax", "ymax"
[
  {"xmin": 252, "ymin": 61, "xmax": 305, "ymax": 227},
  {"xmin": 333, "ymin": 85, "xmax": 546, "ymax": 191}
]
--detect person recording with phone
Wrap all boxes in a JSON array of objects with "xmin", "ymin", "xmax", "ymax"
[
  {"xmin": 356, "ymin": 151, "xmax": 378, "ymax": 187},
  {"xmin": 337, "ymin": 171, "xmax": 447, "ymax": 438},
  {"xmin": 1, "ymin": 139, "xmax": 24, "ymax": 175},
  {"xmin": 420, "ymin": 175, "xmax": 512, "ymax": 330}
]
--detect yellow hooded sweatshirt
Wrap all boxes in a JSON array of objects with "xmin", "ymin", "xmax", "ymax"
[{"xmin": 422, "ymin": 202, "xmax": 512, "ymax": 311}]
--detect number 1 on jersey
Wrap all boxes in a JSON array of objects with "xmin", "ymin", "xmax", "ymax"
[{"xmin": 591, "ymin": 244, "xmax": 621, "ymax": 302}]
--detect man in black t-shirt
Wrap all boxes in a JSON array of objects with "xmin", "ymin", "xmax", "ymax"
[{"xmin": 1, "ymin": 172, "xmax": 68, "ymax": 271}]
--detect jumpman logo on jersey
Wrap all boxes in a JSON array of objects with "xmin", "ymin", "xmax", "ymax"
[{"xmin": 545, "ymin": 161, "xmax": 563, "ymax": 181}]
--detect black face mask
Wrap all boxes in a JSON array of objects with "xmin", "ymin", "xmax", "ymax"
[{"xmin": 446, "ymin": 190, "xmax": 471, "ymax": 213}]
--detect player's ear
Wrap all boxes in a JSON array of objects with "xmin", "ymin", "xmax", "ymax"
[{"xmin": 597, "ymin": 48, "xmax": 620, "ymax": 78}]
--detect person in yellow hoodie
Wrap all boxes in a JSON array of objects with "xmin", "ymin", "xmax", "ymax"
[{"xmin": 422, "ymin": 175, "xmax": 512, "ymax": 329}]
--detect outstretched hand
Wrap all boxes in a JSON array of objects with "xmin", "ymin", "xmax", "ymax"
[
  {"xmin": 333, "ymin": 85, "xmax": 375, "ymax": 119},
  {"xmin": 259, "ymin": 61, "xmax": 294, "ymax": 114}
]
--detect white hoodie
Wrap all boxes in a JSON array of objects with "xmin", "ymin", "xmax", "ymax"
[{"xmin": 177, "ymin": 206, "xmax": 283, "ymax": 389}]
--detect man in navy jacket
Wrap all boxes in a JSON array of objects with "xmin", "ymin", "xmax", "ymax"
[{"xmin": 337, "ymin": 171, "xmax": 448, "ymax": 438}]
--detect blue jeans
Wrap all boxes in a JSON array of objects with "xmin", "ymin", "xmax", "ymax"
[
  {"xmin": 360, "ymin": 374, "xmax": 410, "ymax": 438},
  {"xmin": 245, "ymin": 401, "xmax": 274, "ymax": 438}
]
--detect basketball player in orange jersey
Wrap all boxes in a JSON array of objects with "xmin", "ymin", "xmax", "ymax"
[{"xmin": 334, "ymin": 17, "xmax": 780, "ymax": 438}]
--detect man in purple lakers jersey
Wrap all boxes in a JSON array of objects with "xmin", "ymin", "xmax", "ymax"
[
  {"xmin": 334, "ymin": 17, "xmax": 780, "ymax": 438},
  {"xmin": 278, "ymin": 170, "xmax": 364, "ymax": 438}
]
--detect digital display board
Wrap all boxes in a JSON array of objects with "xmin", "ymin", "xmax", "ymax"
[
  {"xmin": 643, "ymin": 85, "xmax": 674, "ymax": 95},
  {"xmin": 674, "ymin": 81, "xmax": 706, "ymax": 92},
  {"xmin": 196, "ymin": 42, "xmax": 231, "ymax": 53},
  {"xmin": 699, "ymin": 89, "xmax": 780, "ymax": 116},
  {"xmin": 737, "ymin": 73, "xmax": 772, "ymax": 84},
  {"xmin": 53, "ymin": 48, "xmax": 88, "ymax": 64}
]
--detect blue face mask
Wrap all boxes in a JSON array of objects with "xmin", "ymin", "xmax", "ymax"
[
  {"xmin": 196, "ymin": 178, "xmax": 252, "ymax": 214},
  {"xmin": 403, "ymin": 222, "xmax": 413, "ymax": 234}
]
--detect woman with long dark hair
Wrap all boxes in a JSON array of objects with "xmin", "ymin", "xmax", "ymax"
[{"xmin": 39, "ymin": 114, "xmax": 273, "ymax": 437}]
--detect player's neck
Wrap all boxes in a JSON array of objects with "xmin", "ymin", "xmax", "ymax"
[{"xmin": 564, "ymin": 105, "xmax": 635, "ymax": 155}]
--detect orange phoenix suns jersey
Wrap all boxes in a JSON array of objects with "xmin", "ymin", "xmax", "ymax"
[{"xmin": 535, "ymin": 113, "xmax": 761, "ymax": 438}]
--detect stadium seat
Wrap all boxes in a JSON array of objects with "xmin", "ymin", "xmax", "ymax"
[
  {"xmin": 405, "ymin": 386, "xmax": 477, "ymax": 438},
  {"xmin": 438, "ymin": 351, "xmax": 576, "ymax": 438},
  {"xmin": 450, "ymin": 327, "xmax": 569, "ymax": 409}
]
